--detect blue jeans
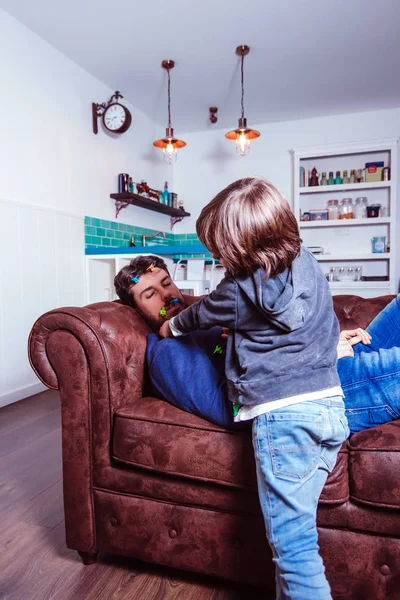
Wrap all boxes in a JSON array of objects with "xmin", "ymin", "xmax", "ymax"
[
  {"xmin": 252, "ymin": 397, "xmax": 348, "ymax": 600},
  {"xmin": 338, "ymin": 294, "xmax": 400, "ymax": 433}
]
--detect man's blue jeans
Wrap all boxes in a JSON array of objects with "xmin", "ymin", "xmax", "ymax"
[
  {"xmin": 252, "ymin": 396, "xmax": 348, "ymax": 600},
  {"xmin": 338, "ymin": 294, "xmax": 400, "ymax": 433},
  {"xmin": 147, "ymin": 294, "xmax": 400, "ymax": 433}
]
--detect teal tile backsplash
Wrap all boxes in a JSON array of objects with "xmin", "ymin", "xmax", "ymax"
[{"xmin": 84, "ymin": 216, "xmax": 204, "ymax": 252}]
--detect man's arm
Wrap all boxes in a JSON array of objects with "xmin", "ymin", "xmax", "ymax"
[{"xmin": 169, "ymin": 273, "xmax": 237, "ymax": 335}]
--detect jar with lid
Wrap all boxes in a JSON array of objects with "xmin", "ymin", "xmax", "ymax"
[
  {"xmin": 320, "ymin": 172, "xmax": 328, "ymax": 186},
  {"xmin": 354, "ymin": 197, "xmax": 367, "ymax": 219},
  {"xmin": 327, "ymin": 199, "xmax": 339, "ymax": 220},
  {"xmin": 339, "ymin": 198, "xmax": 354, "ymax": 219},
  {"xmin": 342, "ymin": 170, "xmax": 350, "ymax": 184},
  {"xmin": 349, "ymin": 169, "xmax": 356, "ymax": 183}
]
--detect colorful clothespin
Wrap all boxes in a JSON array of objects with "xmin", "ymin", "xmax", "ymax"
[
  {"xmin": 170, "ymin": 298, "xmax": 179, "ymax": 306},
  {"xmin": 159, "ymin": 307, "xmax": 167, "ymax": 317},
  {"xmin": 232, "ymin": 403, "xmax": 241, "ymax": 417},
  {"xmin": 131, "ymin": 275, "xmax": 140, "ymax": 284},
  {"xmin": 213, "ymin": 345, "xmax": 223, "ymax": 355},
  {"xmin": 146, "ymin": 263, "xmax": 155, "ymax": 272}
]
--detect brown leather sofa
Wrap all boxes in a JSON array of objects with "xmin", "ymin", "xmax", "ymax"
[{"xmin": 28, "ymin": 294, "xmax": 400, "ymax": 599}]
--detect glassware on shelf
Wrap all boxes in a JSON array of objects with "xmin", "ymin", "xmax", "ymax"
[
  {"xmin": 354, "ymin": 197, "xmax": 367, "ymax": 219},
  {"xmin": 356, "ymin": 168, "xmax": 364, "ymax": 182},
  {"xmin": 350, "ymin": 169, "xmax": 356, "ymax": 183},
  {"xmin": 339, "ymin": 198, "xmax": 354, "ymax": 219},
  {"xmin": 320, "ymin": 172, "xmax": 328, "ymax": 186},
  {"xmin": 354, "ymin": 266, "xmax": 362, "ymax": 281},
  {"xmin": 342, "ymin": 170, "xmax": 350, "ymax": 184},
  {"xmin": 328, "ymin": 171, "xmax": 335, "ymax": 185},
  {"xmin": 327, "ymin": 199, "xmax": 339, "ymax": 220},
  {"xmin": 328, "ymin": 267, "xmax": 339, "ymax": 282},
  {"xmin": 335, "ymin": 171, "xmax": 343, "ymax": 184}
]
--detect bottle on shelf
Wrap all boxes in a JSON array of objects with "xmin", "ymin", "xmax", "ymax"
[
  {"xmin": 328, "ymin": 171, "xmax": 335, "ymax": 185},
  {"xmin": 350, "ymin": 169, "xmax": 356, "ymax": 184},
  {"xmin": 335, "ymin": 171, "xmax": 343, "ymax": 184},
  {"xmin": 161, "ymin": 182, "xmax": 171, "ymax": 206},
  {"xmin": 320, "ymin": 172, "xmax": 328, "ymax": 186},
  {"xmin": 342, "ymin": 170, "xmax": 349, "ymax": 184},
  {"xmin": 327, "ymin": 199, "xmax": 339, "ymax": 220},
  {"xmin": 128, "ymin": 177, "xmax": 134, "ymax": 193}
]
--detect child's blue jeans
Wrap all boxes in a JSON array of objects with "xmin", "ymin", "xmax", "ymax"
[{"xmin": 252, "ymin": 396, "xmax": 348, "ymax": 600}]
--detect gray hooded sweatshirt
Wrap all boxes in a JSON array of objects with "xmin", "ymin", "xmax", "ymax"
[{"xmin": 171, "ymin": 246, "xmax": 340, "ymax": 406}]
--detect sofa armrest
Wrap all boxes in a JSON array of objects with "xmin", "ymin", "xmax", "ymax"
[{"xmin": 28, "ymin": 300, "xmax": 152, "ymax": 553}]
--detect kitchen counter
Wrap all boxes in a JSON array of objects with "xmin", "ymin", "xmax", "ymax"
[{"xmin": 85, "ymin": 244, "xmax": 209, "ymax": 255}]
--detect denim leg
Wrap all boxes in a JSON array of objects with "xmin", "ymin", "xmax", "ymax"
[
  {"xmin": 338, "ymin": 346, "xmax": 400, "ymax": 433},
  {"xmin": 252, "ymin": 398, "xmax": 348, "ymax": 600},
  {"xmin": 353, "ymin": 293, "xmax": 400, "ymax": 355}
]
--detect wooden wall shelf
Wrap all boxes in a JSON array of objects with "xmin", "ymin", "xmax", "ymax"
[{"xmin": 110, "ymin": 192, "xmax": 190, "ymax": 228}]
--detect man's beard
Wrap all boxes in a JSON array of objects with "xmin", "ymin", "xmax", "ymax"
[{"xmin": 138, "ymin": 303, "xmax": 183, "ymax": 332}]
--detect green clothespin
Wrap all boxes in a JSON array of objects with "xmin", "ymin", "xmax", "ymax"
[
  {"xmin": 232, "ymin": 403, "xmax": 241, "ymax": 417},
  {"xmin": 213, "ymin": 345, "xmax": 223, "ymax": 354},
  {"xmin": 159, "ymin": 307, "xmax": 167, "ymax": 317}
]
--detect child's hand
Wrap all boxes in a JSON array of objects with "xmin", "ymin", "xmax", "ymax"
[
  {"xmin": 339, "ymin": 328, "xmax": 371, "ymax": 346},
  {"xmin": 159, "ymin": 320, "xmax": 173, "ymax": 338}
]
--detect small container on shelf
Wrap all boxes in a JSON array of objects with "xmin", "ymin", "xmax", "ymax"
[
  {"xmin": 342, "ymin": 170, "xmax": 350, "ymax": 184},
  {"xmin": 366, "ymin": 204, "xmax": 381, "ymax": 218},
  {"xmin": 355, "ymin": 168, "xmax": 364, "ymax": 183},
  {"xmin": 354, "ymin": 197, "xmax": 367, "ymax": 219},
  {"xmin": 349, "ymin": 169, "xmax": 356, "ymax": 183},
  {"xmin": 309, "ymin": 209, "xmax": 329, "ymax": 221},
  {"xmin": 382, "ymin": 166, "xmax": 390, "ymax": 181},
  {"xmin": 365, "ymin": 161, "xmax": 384, "ymax": 182},
  {"xmin": 339, "ymin": 198, "xmax": 354, "ymax": 219},
  {"xmin": 320, "ymin": 172, "xmax": 328, "ymax": 186},
  {"xmin": 354, "ymin": 266, "xmax": 362, "ymax": 281},
  {"xmin": 327, "ymin": 199, "xmax": 339, "ymax": 220},
  {"xmin": 372, "ymin": 236, "xmax": 387, "ymax": 253},
  {"xmin": 328, "ymin": 171, "xmax": 335, "ymax": 185},
  {"xmin": 335, "ymin": 171, "xmax": 342, "ymax": 184}
]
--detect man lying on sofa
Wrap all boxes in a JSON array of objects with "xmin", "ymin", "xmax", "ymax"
[{"xmin": 114, "ymin": 254, "xmax": 400, "ymax": 435}]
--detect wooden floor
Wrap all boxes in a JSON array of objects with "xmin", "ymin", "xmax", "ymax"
[{"xmin": 0, "ymin": 390, "xmax": 270, "ymax": 600}]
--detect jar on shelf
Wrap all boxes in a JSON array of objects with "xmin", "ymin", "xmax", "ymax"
[
  {"xmin": 327, "ymin": 199, "xmax": 339, "ymax": 220},
  {"xmin": 320, "ymin": 172, "xmax": 328, "ymax": 186},
  {"xmin": 342, "ymin": 170, "xmax": 350, "ymax": 184},
  {"xmin": 349, "ymin": 169, "xmax": 356, "ymax": 184},
  {"xmin": 339, "ymin": 198, "xmax": 354, "ymax": 219},
  {"xmin": 354, "ymin": 197, "xmax": 367, "ymax": 219}
]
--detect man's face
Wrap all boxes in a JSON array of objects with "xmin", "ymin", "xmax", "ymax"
[{"xmin": 131, "ymin": 267, "xmax": 185, "ymax": 330}]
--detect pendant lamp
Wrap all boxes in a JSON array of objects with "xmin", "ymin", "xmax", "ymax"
[
  {"xmin": 153, "ymin": 60, "xmax": 186, "ymax": 164},
  {"xmin": 226, "ymin": 45, "xmax": 260, "ymax": 156}
]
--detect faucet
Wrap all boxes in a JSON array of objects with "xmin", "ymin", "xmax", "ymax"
[{"xmin": 142, "ymin": 230, "xmax": 166, "ymax": 247}]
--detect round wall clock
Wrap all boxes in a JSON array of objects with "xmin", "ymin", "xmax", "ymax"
[
  {"xmin": 92, "ymin": 91, "xmax": 132, "ymax": 135},
  {"xmin": 102, "ymin": 102, "xmax": 132, "ymax": 133}
]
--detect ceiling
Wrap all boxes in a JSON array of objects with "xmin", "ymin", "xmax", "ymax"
[{"xmin": 1, "ymin": 0, "xmax": 400, "ymax": 133}]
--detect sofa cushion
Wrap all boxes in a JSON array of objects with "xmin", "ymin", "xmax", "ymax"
[
  {"xmin": 349, "ymin": 420, "xmax": 400, "ymax": 509},
  {"xmin": 113, "ymin": 397, "xmax": 349, "ymax": 504}
]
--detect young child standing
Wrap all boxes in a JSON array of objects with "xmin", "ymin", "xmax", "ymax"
[{"xmin": 159, "ymin": 177, "xmax": 348, "ymax": 599}]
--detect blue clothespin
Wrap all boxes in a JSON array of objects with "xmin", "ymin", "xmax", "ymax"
[
  {"xmin": 131, "ymin": 275, "xmax": 140, "ymax": 284},
  {"xmin": 170, "ymin": 298, "xmax": 179, "ymax": 306}
]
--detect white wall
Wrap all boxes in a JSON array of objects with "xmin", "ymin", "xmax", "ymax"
[
  {"xmin": 0, "ymin": 9, "xmax": 173, "ymax": 406},
  {"xmin": 174, "ymin": 107, "xmax": 400, "ymax": 289}
]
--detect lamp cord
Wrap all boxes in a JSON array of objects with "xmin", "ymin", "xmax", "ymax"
[
  {"xmin": 241, "ymin": 52, "xmax": 245, "ymax": 119},
  {"xmin": 167, "ymin": 68, "xmax": 172, "ymax": 128}
]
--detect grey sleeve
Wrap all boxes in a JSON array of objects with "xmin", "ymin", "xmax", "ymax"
[{"xmin": 172, "ymin": 273, "xmax": 237, "ymax": 333}]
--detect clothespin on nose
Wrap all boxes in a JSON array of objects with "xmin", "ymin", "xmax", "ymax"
[
  {"xmin": 147, "ymin": 263, "xmax": 155, "ymax": 272},
  {"xmin": 170, "ymin": 298, "xmax": 179, "ymax": 306}
]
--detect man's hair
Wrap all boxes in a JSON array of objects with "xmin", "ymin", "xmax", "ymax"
[
  {"xmin": 196, "ymin": 177, "xmax": 301, "ymax": 277},
  {"xmin": 114, "ymin": 255, "xmax": 170, "ymax": 308}
]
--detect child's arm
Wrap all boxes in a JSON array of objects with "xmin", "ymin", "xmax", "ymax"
[{"xmin": 165, "ymin": 272, "xmax": 237, "ymax": 336}]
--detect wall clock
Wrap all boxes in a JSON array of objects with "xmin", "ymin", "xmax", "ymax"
[{"xmin": 92, "ymin": 91, "xmax": 132, "ymax": 135}]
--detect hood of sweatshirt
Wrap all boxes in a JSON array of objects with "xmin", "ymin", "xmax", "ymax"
[{"xmin": 235, "ymin": 246, "xmax": 316, "ymax": 332}]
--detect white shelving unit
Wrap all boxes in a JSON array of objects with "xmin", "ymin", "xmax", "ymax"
[{"xmin": 293, "ymin": 139, "xmax": 398, "ymax": 298}]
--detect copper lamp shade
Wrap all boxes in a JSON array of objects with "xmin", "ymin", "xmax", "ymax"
[
  {"xmin": 153, "ymin": 60, "xmax": 186, "ymax": 163},
  {"xmin": 226, "ymin": 46, "xmax": 260, "ymax": 156}
]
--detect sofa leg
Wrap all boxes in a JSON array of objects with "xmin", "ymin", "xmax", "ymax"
[{"xmin": 78, "ymin": 551, "xmax": 98, "ymax": 565}]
